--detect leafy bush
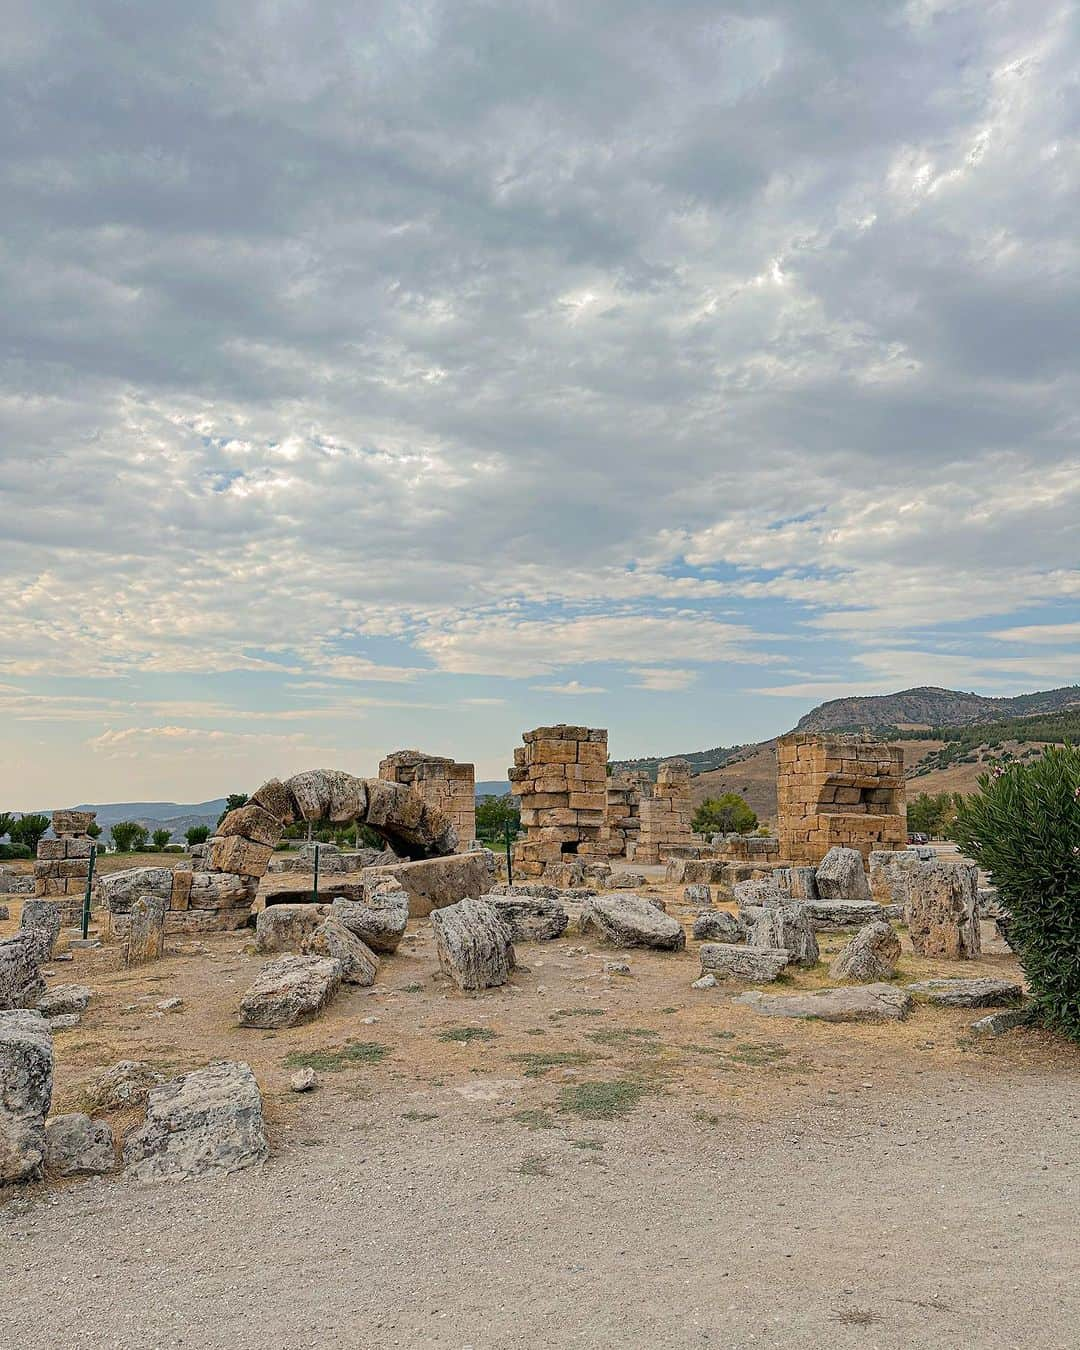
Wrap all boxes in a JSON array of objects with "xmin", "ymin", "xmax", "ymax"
[
  {"xmin": 475, "ymin": 793, "xmax": 520, "ymax": 843},
  {"xmin": 691, "ymin": 793, "xmax": 757, "ymax": 836},
  {"xmin": 110, "ymin": 820, "xmax": 149, "ymax": 853},
  {"xmin": 0, "ymin": 842, "xmax": 32, "ymax": 860},
  {"xmin": 185, "ymin": 825, "xmax": 211, "ymax": 847},
  {"xmin": 151, "ymin": 828, "xmax": 172, "ymax": 851},
  {"xmin": 952, "ymin": 745, "xmax": 1080, "ymax": 1039}
]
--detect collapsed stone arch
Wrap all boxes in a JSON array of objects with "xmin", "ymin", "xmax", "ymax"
[{"xmin": 208, "ymin": 768, "xmax": 458, "ymax": 879}]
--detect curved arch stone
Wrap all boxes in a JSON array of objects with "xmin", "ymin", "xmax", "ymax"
[{"xmin": 210, "ymin": 770, "xmax": 458, "ymax": 879}]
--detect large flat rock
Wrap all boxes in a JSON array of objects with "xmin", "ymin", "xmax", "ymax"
[
  {"xmin": 0, "ymin": 1009, "xmax": 53, "ymax": 1183},
  {"xmin": 238, "ymin": 955, "xmax": 343, "ymax": 1028},
  {"xmin": 906, "ymin": 977, "xmax": 1024, "ymax": 1008},
  {"xmin": 580, "ymin": 894, "xmax": 685, "ymax": 951},
  {"xmin": 363, "ymin": 851, "xmax": 497, "ymax": 917},
  {"xmin": 803, "ymin": 899, "xmax": 888, "ymax": 931},
  {"xmin": 699, "ymin": 944, "xmax": 790, "ymax": 983},
  {"xmin": 735, "ymin": 983, "xmax": 912, "ymax": 1022}
]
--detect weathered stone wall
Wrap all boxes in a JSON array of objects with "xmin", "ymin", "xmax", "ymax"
[
  {"xmin": 379, "ymin": 750, "xmax": 476, "ymax": 851},
  {"xmin": 707, "ymin": 833, "xmax": 781, "ymax": 863},
  {"xmin": 508, "ymin": 726, "xmax": 609, "ymax": 878},
  {"xmin": 605, "ymin": 772, "xmax": 645, "ymax": 858},
  {"xmin": 633, "ymin": 759, "xmax": 695, "ymax": 864},
  {"xmin": 777, "ymin": 733, "xmax": 906, "ymax": 865},
  {"xmin": 34, "ymin": 810, "xmax": 97, "ymax": 924}
]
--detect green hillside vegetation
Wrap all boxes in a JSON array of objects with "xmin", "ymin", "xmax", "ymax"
[
  {"xmin": 611, "ymin": 743, "xmax": 754, "ymax": 780},
  {"xmin": 895, "ymin": 709, "xmax": 1080, "ymax": 778}
]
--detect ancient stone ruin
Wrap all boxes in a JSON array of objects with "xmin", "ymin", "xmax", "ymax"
[
  {"xmin": 633, "ymin": 759, "xmax": 695, "ymax": 864},
  {"xmin": 605, "ymin": 771, "xmax": 644, "ymax": 858},
  {"xmin": 33, "ymin": 810, "xmax": 97, "ymax": 924},
  {"xmin": 98, "ymin": 769, "xmax": 459, "ymax": 937},
  {"xmin": 507, "ymin": 725, "xmax": 609, "ymax": 878},
  {"xmin": 379, "ymin": 750, "xmax": 476, "ymax": 851},
  {"xmin": 776, "ymin": 733, "xmax": 906, "ymax": 864}
]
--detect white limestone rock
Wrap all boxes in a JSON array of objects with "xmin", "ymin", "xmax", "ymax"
[
  {"xmin": 238, "ymin": 955, "xmax": 343, "ymax": 1028},
  {"xmin": 431, "ymin": 897, "xmax": 516, "ymax": 991},
  {"xmin": 815, "ymin": 847, "xmax": 871, "ymax": 903},
  {"xmin": 0, "ymin": 1009, "xmax": 53, "ymax": 1183},
  {"xmin": 829, "ymin": 921, "xmax": 901, "ymax": 983},
  {"xmin": 579, "ymin": 894, "xmax": 686, "ymax": 951},
  {"xmin": 45, "ymin": 1112, "xmax": 114, "ymax": 1176}
]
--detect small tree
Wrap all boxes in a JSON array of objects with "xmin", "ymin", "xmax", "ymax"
[
  {"xmin": 185, "ymin": 824, "xmax": 211, "ymax": 848},
  {"xmin": 475, "ymin": 794, "xmax": 521, "ymax": 842},
  {"xmin": 691, "ymin": 793, "xmax": 757, "ymax": 836},
  {"xmin": 952, "ymin": 746, "xmax": 1080, "ymax": 1040},
  {"xmin": 111, "ymin": 821, "xmax": 149, "ymax": 853},
  {"xmin": 151, "ymin": 828, "xmax": 172, "ymax": 851},
  {"xmin": 217, "ymin": 792, "xmax": 249, "ymax": 825},
  {"xmin": 0, "ymin": 812, "xmax": 14, "ymax": 841},
  {"xmin": 10, "ymin": 813, "xmax": 51, "ymax": 853},
  {"xmin": 87, "ymin": 822, "xmax": 103, "ymax": 839}
]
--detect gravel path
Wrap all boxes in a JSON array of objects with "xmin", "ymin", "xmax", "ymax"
[{"xmin": 3, "ymin": 1067, "xmax": 1077, "ymax": 1350}]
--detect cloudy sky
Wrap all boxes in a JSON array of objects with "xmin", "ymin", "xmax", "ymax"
[{"xmin": 2, "ymin": 0, "xmax": 1077, "ymax": 804}]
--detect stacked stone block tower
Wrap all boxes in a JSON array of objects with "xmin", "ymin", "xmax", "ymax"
[
  {"xmin": 379, "ymin": 750, "xmax": 476, "ymax": 851},
  {"xmin": 507, "ymin": 725, "xmax": 609, "ymax": 878},
  {"xmin": 605, "ymin": 771, "xmax": 645, "ymax": 858},
  {"xmin": 34, "ymin": 810, "xmax": 97, "ymax": 924},
  {"xmin": 633, "ymin": 759, "xmax": 695, "ymax": 864},
  {"xmin": 777, "ymin": 732, "xmax": 906, "ymax": 864}
]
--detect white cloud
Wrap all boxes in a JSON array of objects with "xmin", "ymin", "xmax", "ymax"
[{"xmin": 531, "ymin": 681, "xmax": 608, "ymax": 695}]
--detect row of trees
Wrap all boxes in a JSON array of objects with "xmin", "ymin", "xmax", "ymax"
[{"xmin": 906, "ymin": 791, "xmax": 964, "ymax": 837}]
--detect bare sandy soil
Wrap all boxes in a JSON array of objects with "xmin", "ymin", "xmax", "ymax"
[{"xmin": 1, "ymin": 876, "xmax": 1078, "ymax": 1349}]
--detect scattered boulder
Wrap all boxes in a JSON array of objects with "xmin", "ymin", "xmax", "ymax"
[
  {"xmin": 815, "ymin": 847, "xmax": 871, "ymax": 903},
  {"xmin": 971, "ymin": 1008, "xmax": 1031, "ymax": 1035},
  {"xmin": 0, "ymin": 933, "xmax": 47, "ymax": 1010},
  {"xmin": 774, "ymin": 866, "xmax": 819, "ymax": 901},
  {"xmin": 290, "ymin": 1068, "xmax": 318, "ymax": 1092},
  {"xmin": 698, "ymin": 944, "xmax": 789, "ymax": 983},
  {"xmin": 736, "ymin": 983, "xmax": 912, "ymax": 1023},
  {"xmin": 363, "ymin": 851, "xmax": 496, "ymax": 917},
  {"xmin": 255, "ymin": 904, "xmax": 325, "ymax": 954},
  {"xmin": 608, "ymin": 872, "xmax": 647, "ymax": 889},
  {"xmin": 486, "ymin": 894, "xmax": 569, "ymax": 943},
  {"xmin": 579, "ymin": 895, "xmax": 686, "ymax": 951},
  {"xmin": 19, "ymin": 900, "xmax": 63, "ymax": 959},
  {"xmin": 869, "ymin": 850, "xmax": 922, "ymax": 905},
  {"xmin": 123, "ymin": 1061, "xmax": 270, "ymax": 1183},
  {"xmin": 431, "ymin": 897, "xmax": 515, "ymax": 991},
  {"xmin": 692, "ymin": 910, "xmax": 745, "ymax": 944},
  {"xmin": 301, "ymin": 919, "xmax": 379, "ymax": 986},
  {"xmin": 95, "ymin": 867, "xmax": 173, "ymax": 912},
  {"xmin": 732, "ymin": 879, "xmax": 786, "ymax": 912},
  {"xmin": 829, "ymin": 921, "xmax": 901, "ymax": 983},
  {"xmin": 125, "ymin": 894, "xmax": 167, "ymax": 966},
  {"xmin": 750, "ymin": 903, "xmax": 819, "ymax": 967},
  {"xmin": 906, "ymin": 977, "xmax": 1024, "ymax": 1008},
  {"xmin": 74, "ymin": 1060, "xmax": 164, "ymax": 1114},
  {"xmin": 906, "ymin": 861, "xmax": 981, "ymax": 960},
  {"xmin": 38, "ymin": 985, "xmax": 92, "ymax": 1018},
  {"xmin": 238, "ymin": 956, "xmax": 343, "ymax": 1028},
  {"xmin": 691, "ymin": 974, "xmax": 717, "ymax": 990},
  {"xmin": 603, "ymin": 960, "xmax": 631, "ymax": 976},
  {"xmin": 329, "ymin": 883, "xmax": 409, "ymax": 954},
  {"xmin": 48, "ymin": 1013, "xmax": 81, "ymax": 1031},
  {"xmin": 0, "ymin": 1009, "xmax": 53, "ymax": 1183},
  {"xmin": 684, "ymin": 884, "xmax": 713, "ymax": 907},
  {"xmin": 803, "ymin": 899, "xmax": 886, "ymax": 931},
  {"xmin": 44, "ymin": 1113, "xmax": 114, "ymax": 1176}
]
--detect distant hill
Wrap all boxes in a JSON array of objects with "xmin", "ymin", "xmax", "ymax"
[
  {"xmin": 795, "ymin": 684, "xmax": 1080, "ymax": 733},
  {"xmin": 29, "ymin": 799, "xmax": 227, "ymax": 843},
  {"xmin": 609, "ymin": 744, "xmax": 752, "ymax": 780},
  {"xmin": 475, "ymin": 780, "xmax": 511, "ymax": 798}
]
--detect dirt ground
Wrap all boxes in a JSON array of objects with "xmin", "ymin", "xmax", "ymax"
[{"xmin": 1, "ymin": 870, "xmax": 1078, "ymax": 1349}]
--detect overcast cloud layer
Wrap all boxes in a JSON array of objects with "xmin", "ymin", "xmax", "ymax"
[{"xmin": 2, "ymin": 0, "xmax": 1077, "ymax": 801}]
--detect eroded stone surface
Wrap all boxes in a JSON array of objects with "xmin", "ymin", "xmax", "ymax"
[
  {"xmin": 487, "ymin": 894, "xmax": 569, "ymax": 943},
  {"xmin": 750, "ymin": 903, "xmax": 819, "ymax": 967},
  {"xmin": 829, "ymin": 921, "xmax": 901, "ymax": 982},
  {"xmin": 38, "ymin": 984, "xmax": 92, "ymax": 1018},
  {"xmin": 301, "ymin": 919, "xmax": 379, "ymax": 986},
  {"xmin": 803, "ymin": 899, "xmax": 886, "ymax": 931},
  {"xmin": 906, "ymin": 977, "xmax": 1023, "ymax": 1007},
  {"xmin": 19, "ymin": 900, "xmax": 63, "ymax": 959},
  {"xmin": 255, "ymin": 904, "xmax": 325, "ymax": 954},
  {"xmin": 736, "ymin": 983, "xmax": 912, "ymax": 1022},
  {"xmin": 692, "ymin": 910, "xmax": 745, "ymax": 944},
  {"xmin": 329, "ymin": 883, "xmax": 409, "ymax": 954},
  {"xmin": 431, "ymin": 897, "xmax": 516, "ymax": 991},
  {"xmin": 815, "ymin": 847, "xmax": 872, "ymax": 903},
  {"xmin": 579, "ymin": 894, "xmax": 686, "ymax": 951},
  {"xmin": 238, "ymin": 956, "xmax": 343, "ymax": 1028},
  {"xmin": 122, "ymin": 1061, "xmax": 269, "ymax": 1183},
  {"xmin": 906, "ymin": 861, "xmax": 981, "ymax": 960},
  {"xmin": 45, "ymin": 1112, "xmax": 114, "ymax": 1176},
  {"xmin": 0, "ymin": 933, "xmax": 47, "ymax": 1010},
  {"xmin": 698, "ymin": 944, "xmax": 789, "ymax": 982},
  {"xmin": 0, "ymin": 1009, "xmax": 53, "ymax": 1183}
]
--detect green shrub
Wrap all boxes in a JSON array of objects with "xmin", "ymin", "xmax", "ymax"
[
  {"xmin": 692, "ymin": 793, "xmax": 757, "ymax": 836},
  {"xmin": 0, "ymin": 842, "xmax": 32, "ymax": 860},
  {"xmin": 110, "ymin": 820, "xmax": 149, "ymax": 853},
  {"xmin": 952, "ymin": 745, "xmax": 1080, "ymax": 1039}
]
